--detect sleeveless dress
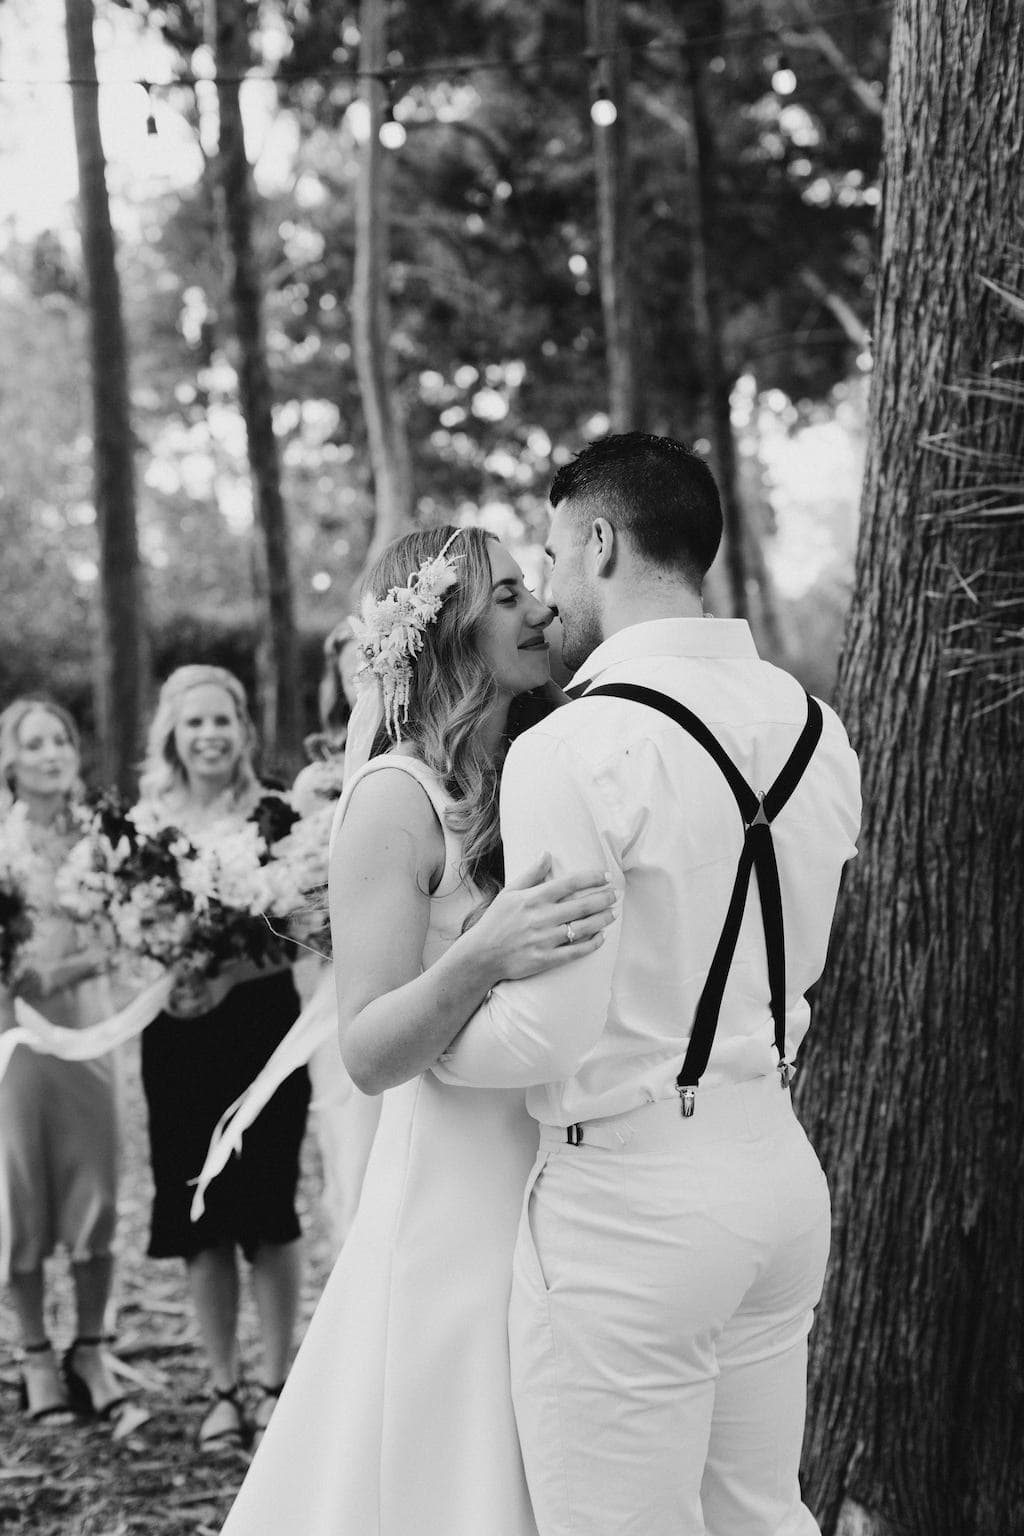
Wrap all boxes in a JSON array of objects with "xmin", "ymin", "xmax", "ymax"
[
  {"xmin": 220, "ymin": 755, "xmax": 540, "ymax": 1536},
  {"xmin": 0, "ymin": 809, "xmax": 120, "ymax": 1283}
]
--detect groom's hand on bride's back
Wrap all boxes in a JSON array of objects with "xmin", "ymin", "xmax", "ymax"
[{"xmin": 469, "ymin": 854, "xmax": 618, "ymax": 982}]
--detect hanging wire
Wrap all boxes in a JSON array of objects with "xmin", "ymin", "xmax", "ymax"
[{"xmin": 0, "ymin": 4, "xmax": 891, "ymax": 93}]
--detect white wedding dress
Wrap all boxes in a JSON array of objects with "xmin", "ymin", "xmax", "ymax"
[{"xmin": 220, "ymin": 755, "xmax": 540, "ymax": 1536}]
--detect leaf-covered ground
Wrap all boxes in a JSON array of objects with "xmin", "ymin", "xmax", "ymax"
[{"xmin": 0, "ymin": 1044, "xmax": 336, "ymax": 1536}]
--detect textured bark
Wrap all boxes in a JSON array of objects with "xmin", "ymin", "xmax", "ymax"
[
  {"xmin": 64, "ymin": 0, "xmax": 149, "ymax": 795},
  {"xmin": 211, "ymin": 0, "xmax": 300, "ymax": 773},
  {"xmin": 798, "ymin": 3, "xmax": 1024, "ymax": 1532},
  {"xmin": 586, "ymin": 0, "xmax": 639, "ymax": 431},
  {"xmin": 353, "ymin": 0, "xmax": 414, "ymax": 570}
]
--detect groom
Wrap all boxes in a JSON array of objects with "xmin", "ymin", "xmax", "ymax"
[{"xmin": 434, "ymin": 432, "xmax": 861, "ymax": 1536}]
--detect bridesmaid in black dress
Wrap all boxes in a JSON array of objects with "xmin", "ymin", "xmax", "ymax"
[{"xmin": 136, "ymin": 666, "xmax": 310, "ymax": 1452}]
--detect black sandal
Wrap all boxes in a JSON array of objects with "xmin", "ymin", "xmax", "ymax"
[
  {"xmin": 198, "ymin": 1383, "xmax": 247, "ymax": 1451},
  {"xmin": 62, "ymin": 1336, "xmax": 128, "ymax": 1420},
  {"xmin": 250, "ymin": 1380, "xmax": 285, "ymax": 1451},
  {"xmin": 19, "ymin": 1341, "xmax": 75, "ymax": 1424}
]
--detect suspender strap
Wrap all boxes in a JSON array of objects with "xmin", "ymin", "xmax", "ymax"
[{"xmin": 583, "ymin": 684, "xmax": 823, "ymax": 1098}]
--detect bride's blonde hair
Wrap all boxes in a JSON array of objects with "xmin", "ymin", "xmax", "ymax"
[{"xmin": 362, "ymin": 525, "xmax": 505, "ymax": 898}]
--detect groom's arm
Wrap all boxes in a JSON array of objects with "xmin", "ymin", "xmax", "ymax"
[{"xmin": 433, "ymin": 729, "xmax": 624, "ymax": 1088}]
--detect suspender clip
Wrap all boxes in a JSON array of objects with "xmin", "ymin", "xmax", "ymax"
[
  {"xmin": 677, "ymin": 1085, "xmax": 696, "ymax": 1118},
  {"xmin": 566, "ymin": 1123, "xmax": 584, "ymax": 1146},
  {"xmin": 778, "ymin": 1060, "xmax": 797, "ymax": 1089}
]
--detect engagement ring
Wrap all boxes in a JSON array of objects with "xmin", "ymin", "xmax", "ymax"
[{"xmin": 563, "ymin": 922, "xmax": 576, "ymax": 945}]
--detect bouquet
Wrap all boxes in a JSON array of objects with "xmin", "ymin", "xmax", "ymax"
[{"xmin": 57, "ymin": 791, "xmax": 323, "ymax": 987}]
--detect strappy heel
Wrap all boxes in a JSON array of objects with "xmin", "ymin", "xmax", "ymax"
[
  {"xmin": 250, "ymin": 1380, "xmax": 285, "ymax": 1452},
  {"xmin": 198, "ymin": 1382, "xmax": 247, "ymax": 1452},
  {"xmin": 19, "ymin": 1341, "xmax": 75, "ymax": 1424},
  {"xmin": 62, "ymin": 1336, "xmax": 128, "ymax": 1420}
]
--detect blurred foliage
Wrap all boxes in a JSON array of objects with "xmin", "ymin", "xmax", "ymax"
[{"xmin": 0, "ymin": 0, "xmax": 887, "ymax": 749}]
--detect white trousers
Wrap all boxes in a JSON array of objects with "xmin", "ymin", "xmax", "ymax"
[{"xmin": 509, "ymin": 1076, "xmax": 830, "ymax": 1536}]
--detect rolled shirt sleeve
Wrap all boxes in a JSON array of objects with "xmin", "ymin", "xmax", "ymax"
[{"xmin": 433, "ymin": 729, "xmax": 623, "ymax": 1088}]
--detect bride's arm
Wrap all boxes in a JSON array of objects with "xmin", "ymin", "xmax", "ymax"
[{"xmin": 331, "ymin": 771, "xmax": 615, "ymax": 1096}]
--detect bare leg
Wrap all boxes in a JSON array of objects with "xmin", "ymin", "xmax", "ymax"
[
  {"xmin": 67, "ymin": 1255, "xmax": 123, "ymax": 1414},
  {"xmin": 71, "ymin": 1252, "xmax": 114, "ymax": 1337},
  {"xmin": 187, "ymin": 1244, "xmax": 241, "ymax": 1390},
  {"xmin": 249, "ymin": 1238, "xmax": 303, "ymax": 1440},
  {"xmin": 187, "ymin": 1244, "xmax": 245, "ymax": 1448},
  {"xmin": 7, "ymin": 1266, "xmax": 47, "ymax": 1347},
  {"xmin": 7, "ymin": 1267, "xmax": 72, "ymax": 1420},
  {"xmin": 251, "ymin": 1238, "xmax": 302, "ymax": 1387}
]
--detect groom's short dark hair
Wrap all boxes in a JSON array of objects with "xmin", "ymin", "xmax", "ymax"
[{"xmin": 549, "ymin": 432, "xmax": 723, "ymax": 586}]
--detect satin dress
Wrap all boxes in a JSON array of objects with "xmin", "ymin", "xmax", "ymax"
[{"xmin": 220, "ymin": 755, "xmax": 540, "ymax": 1536}]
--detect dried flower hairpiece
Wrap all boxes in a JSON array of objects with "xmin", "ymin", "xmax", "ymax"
[{"xmin": 349, "ymin": 529, "xmax": 465, "ymax": 740}]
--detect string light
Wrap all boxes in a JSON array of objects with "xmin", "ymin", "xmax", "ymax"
[
  {"xmin": 588, "ymin": 52, "xmax": 618, "ymax": 127},
  {"xmin": 142, "ymin": 79, "xmax": 157, "ymax": 135},
  {"xmin": 0, "ymin": 5, "xmax": 889, "ymax": 95},
  {"xmin": 378, "ymin": 77, "xmax": 406, "ymax": 149},
  {"xmin": 771, "ymin": 56, "xmax": 798, "ymax": 95}
]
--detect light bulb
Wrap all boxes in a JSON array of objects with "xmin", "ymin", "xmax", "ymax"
[
  {"xmin": 379, "ymin": 118, "xmax": 407, "ymax": 149},
  {"xmin": 772, "ymin": 67, "xmax": 797, "ymax": 95},
  {"xmin": 590, "ymin": 95, "xmax": 618, "ymax": 128}
]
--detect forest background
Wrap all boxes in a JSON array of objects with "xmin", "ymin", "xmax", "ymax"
[
  {"xmin": 5, "ymin": 3, "xmax": 1024, "ymax": 1536},
  {"xmin": 0, "ymin": 0, "xmax": 885, "ymax": 783}
]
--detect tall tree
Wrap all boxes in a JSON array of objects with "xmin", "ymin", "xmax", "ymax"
[
  {"xmin": 680, "ymin": 5, "xmax": 750, "ymax": 620},
  {"xmin": 353, "ymin": 0, "xmax": 415, "ymax": 568},
  {"xmin": 210, "ymin": 0, "xmax": 301, "ymax": 772},
  {"xmin": 586, "ymin": 0, "xmax": 638, "ymax": 431},
  {"xmin": 798, "ymin": 2, "xmax": 1024, "ymax": 1532},
  {"xmin": 64, "ymin": 0, "xmax": 149, "ymax": 794}
]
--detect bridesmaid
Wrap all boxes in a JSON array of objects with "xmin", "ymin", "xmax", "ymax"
[
  {"xmin": 0, "ymin": 698, "xmax": 124, "ymax": 1423},
  {"xmin": 291, "ymin": 621, "xmax": 381, "ymax": 1254},
  {"xmin": 136, "ymin": 666, "xmax": 311, "ymax": 1452}
]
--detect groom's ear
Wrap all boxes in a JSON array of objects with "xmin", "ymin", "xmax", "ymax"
[{"xmin": 590, "ymin": 517, "xmax": 616, "ymax": 578}]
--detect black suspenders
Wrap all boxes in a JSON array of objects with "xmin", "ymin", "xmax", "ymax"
[{"xmin": 583, "ymin": 684, "xmax": 824, "ymax": 1117}]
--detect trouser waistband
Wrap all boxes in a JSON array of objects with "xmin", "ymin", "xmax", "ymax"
[{"xmin": 539, "ymin": 1073, "xmax": 795, "ymax": 1152}]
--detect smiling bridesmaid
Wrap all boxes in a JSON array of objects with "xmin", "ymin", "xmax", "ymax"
[
  {"xmin": 135, "ymin": 666, "xmax": 311, "ymax": 1453},
  {"xmin": 0, "ymin": 698, "xmax": 124, "ymax": 1424}
]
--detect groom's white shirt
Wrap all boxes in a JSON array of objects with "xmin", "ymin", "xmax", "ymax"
[{"xmin": 434, "ymin": 618, "xmax": 861, "ymax": 1126}]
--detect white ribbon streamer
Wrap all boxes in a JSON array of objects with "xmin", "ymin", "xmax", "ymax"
[
  {"xmin": 190, "ymin": 766, "xmax": 364, "ymax": 1220},
  {"xmin": 189, "ymin": 967, "xmax": 342, "ymax": 1220},
  {"xmin": 0, "ymin": 971, "xmax": 176, "ymax": 1084}
]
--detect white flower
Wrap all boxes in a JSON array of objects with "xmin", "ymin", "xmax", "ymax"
[{"xmin": 351, "ymin": 529, "xmax": 466, "ymax": 740}]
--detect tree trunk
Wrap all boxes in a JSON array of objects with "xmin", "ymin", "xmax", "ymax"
[
  {"xmin": 798, "ymin": 3, "xmax": 1024, "ymax": 1532},
  {"xmin": 680, "ymin": 35, "xmax": 749, "ymax": 620},
  {"xmin": 64, "ymin": 0, "xmax": 149, "ymax": 795},
  {"xmin": 211, "ymin": 0, "xmax": 300, "ymax": 775},
  {"xmin": 586, "ymin": 0, "xmax": 639, "ymax": 431},
  {"xmin": 353, "ymin": 0, "xmax": 414, "ymax": 571}
]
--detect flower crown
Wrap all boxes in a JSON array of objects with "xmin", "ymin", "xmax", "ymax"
[{"xmin": 349, "ymin": 529, "xmax": 465, "ymax": 740}]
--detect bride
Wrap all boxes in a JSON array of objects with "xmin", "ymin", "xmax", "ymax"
[{"xmin": 220, "ymin": 525, "xmax": 616, "ymax": 1536}]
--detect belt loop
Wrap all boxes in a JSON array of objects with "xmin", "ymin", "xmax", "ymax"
[{"xmin": 566, "ymin": 1123, "xmax": 584, "ymax": 1146}]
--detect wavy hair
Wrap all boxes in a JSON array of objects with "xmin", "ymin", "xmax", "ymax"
[
  {"xmin": 138, "ymin": 665, "xmax": 261, "ymax": 811},
  {"xmin": 0, "ymin": 698, "xmax": 83, "ymax": 809},
  {"xmin": 362, "ymin": 525, "xmax": 506, "ymax": 899}
]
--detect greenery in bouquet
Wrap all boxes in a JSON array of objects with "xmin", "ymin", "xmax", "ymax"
[{"xmin": 0, "ymin": 861, "xmax": 32, "ymax": 987}]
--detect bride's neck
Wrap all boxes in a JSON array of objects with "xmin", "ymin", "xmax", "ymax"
[{"xmin": 478, "ymin": 697, "xmax": 512, "ymax": 761}]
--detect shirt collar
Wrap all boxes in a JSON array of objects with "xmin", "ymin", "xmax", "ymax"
[{"xmin": 567, "ymin": 618, "xmax": 759, "ymax": 692}]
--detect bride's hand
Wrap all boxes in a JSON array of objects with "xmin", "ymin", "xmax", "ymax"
[{"xmin": 471, "ymin": 854, "xmax": 617, "ymax": 981}]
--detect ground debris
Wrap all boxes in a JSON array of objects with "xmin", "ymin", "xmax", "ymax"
[{"xmin": 0, "ymin": 1043, "xmax": 334, "ymax": 1536}]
